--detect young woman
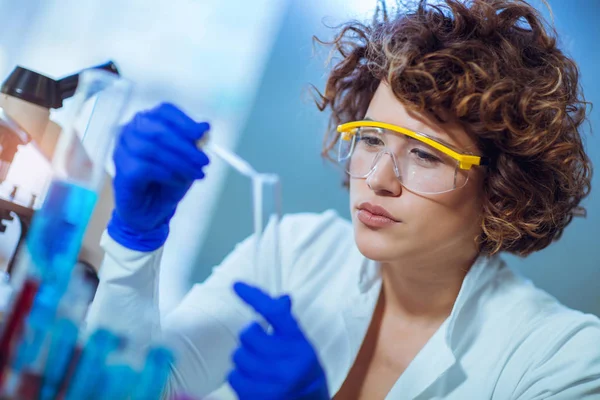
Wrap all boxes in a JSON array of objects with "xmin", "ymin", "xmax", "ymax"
[{"xmin": 87, "ymin": 0, "xmax": 600, "ymax": 398}]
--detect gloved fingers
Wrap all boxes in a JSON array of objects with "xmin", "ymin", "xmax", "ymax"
[
  {"xmin": 231, "ymin": 347, "xmax": 284, "ymax": 381},
  {"xmin": 239, "ymin": 322, "xmax": 293, "ymax": 358},
  {"xmin": 230, "ymin": 288, "xmax": 331, "ymax": 400},
  {"xmin": 233, "ymin": 282, "xmax": 302, "ymax": 339},
  {"xmin": 119, "ymin": 130, "xmax": 207, "ymax": 182},
  {"xmin": 236, "ymin": 323, "xmax": 320, "ymax": 389},
  {"xmin": 114, "ymin": 152, "xmax": 186, "ymax": 186},
  {"xmin": 148, "ymin": 102, "xmax": 210, "ymax": 142},
  {"xmin": 227, "ymin": 369, "xmax": 285, "ymax": 400},
  {"xmin": 120, "ymin": 123, "xmax": 209, "ymax": 177},
  {"xmin": 125, "ymin": 115, "xmax": 210, "ymax": 169}
]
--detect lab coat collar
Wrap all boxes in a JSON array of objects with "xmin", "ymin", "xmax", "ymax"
[
  {"xmin": 346, "ymin": 254, "xmax": 458, "ymax": 399},
  {"xmin": 445, "ymin": 254, "xmax": 503, "ymax": 349},
  {"xmin": 350, "ymin": 251, "xmax": 502, "ymax": 398},
  {"xmin": 356, "ymin": 251, "xmax": 503, "ymax": 348}
]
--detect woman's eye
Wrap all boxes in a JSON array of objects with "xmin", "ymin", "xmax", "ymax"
[
  {"xmin": 358, "ymin": 135, "xmax": 384, "ymax": 147},
  {"xmin": 411, "ymin": 148, "xmax": 441, "ymax": 163}
]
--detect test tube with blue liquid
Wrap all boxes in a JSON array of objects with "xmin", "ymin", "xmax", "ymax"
[
  {"xmin": 39, "ymin": 268, "xmax": 95, "ymax": 400},
  {"xmin": 21, "ymin": 69, "xmax": 131, "ymax": 291},
  {"xmin": 64, "ymin": 328, "xmax": 124, "ymax": 400},
  {"xmin": 131, "ymin": 346, "xmax": 175, "ymax": 400},
  {"xmin": 0, "ymin": 284, "xmax": 60, "ymax": 398},
  {"xmin": 0, "ymin": 69, "xmax": 131, "ymax": 382}
]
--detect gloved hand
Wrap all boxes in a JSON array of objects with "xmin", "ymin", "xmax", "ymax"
[
  {"xmin": 228, "ymin": 282, "xmax": 330, "ymax": 400},
  {"xmin": 107, "ymin": 103, "xmax": 210, "ymax": 251}
]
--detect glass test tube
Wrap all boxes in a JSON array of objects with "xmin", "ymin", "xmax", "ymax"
[
  {"xmin": 11, "ymin": 69, "xmax": 131, "ymax": 292},
  {"xmin": 204, "ymin": 143, "xmax": 282, "ymax": 295},
  {"xmin": 0, "ymin": 70, "xmax": 131, "ymax": 384},
  {"xmin": 252, "ymin": 174, "xmax": 282, "ymax": 296}
]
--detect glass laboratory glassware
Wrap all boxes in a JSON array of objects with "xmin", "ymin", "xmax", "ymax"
[
  {"xmin": 205, "ymin": 143, "xmax": 282, "ymax": 295},
  {"xmin": 0, "ymin": 69, "xmax": 131, "ymax": 380},
  {"xmin": 13, "ymin": 69, "xmax": 131, "ymax": 292},
  {"xmin": 252, "ymin": 173, "xmax": 282, "ymax": 296}
]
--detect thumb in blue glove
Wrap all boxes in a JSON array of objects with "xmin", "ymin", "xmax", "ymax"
[
  {"xmin": 107, "ymin": 103, "xmax": 210, "ymax": 251},
  {"xmin": 228, "ymin": 282, "xmax": 330, "ymax": 400}
]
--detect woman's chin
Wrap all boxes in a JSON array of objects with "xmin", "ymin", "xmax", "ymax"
[{"xmin": 354, "ymin": 230, "xmax": 400, "ymax": 262}]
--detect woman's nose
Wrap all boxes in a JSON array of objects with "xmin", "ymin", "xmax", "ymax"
[{"xmin": 365, "ymin": 152, "xmax": 402, "ymax": 197}]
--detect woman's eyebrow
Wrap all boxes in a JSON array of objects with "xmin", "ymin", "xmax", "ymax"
[
  {"xmin": 362, "ymin": 116, "xmax": 476, "ymax": 154},
  {"xmin": 364, "ymin": 116, "xmax": 445, "ymax": 143}
]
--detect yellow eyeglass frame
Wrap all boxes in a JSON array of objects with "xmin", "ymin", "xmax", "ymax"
[{"xmin": 337, "ymin": 120, "xmax": 490, "ymax": 170}]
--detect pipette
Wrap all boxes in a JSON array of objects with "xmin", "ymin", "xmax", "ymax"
[
  {"xmin": 204, "ymin": 142, "xmax": 258, "ymax": 178},
  {"xmin": 202, "ymin": 142, "xmax": 282, "ymax": 295}
]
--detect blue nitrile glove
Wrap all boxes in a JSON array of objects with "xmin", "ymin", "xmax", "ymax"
[
  {"xmin": 107, "ymin": 103, "xmax": 210, "ymax": 251},
  {"xmin": 228, "ymin": 282, "xmax": 330, "ymax": 400}
]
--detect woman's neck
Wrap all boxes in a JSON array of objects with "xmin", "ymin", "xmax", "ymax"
[{"xmin": 379, "ymin": 251, "xmax": 478, "ymax": 325}]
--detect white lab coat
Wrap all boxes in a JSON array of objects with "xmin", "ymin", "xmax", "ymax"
[{"xmin": 86, "ymin": 210, "xmax": 600, "ymax": 399}]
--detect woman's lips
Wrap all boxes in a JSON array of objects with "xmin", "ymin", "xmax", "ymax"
[{"xmin": 356, "ymin": 208, "xmax": 399, "ymax": 228}]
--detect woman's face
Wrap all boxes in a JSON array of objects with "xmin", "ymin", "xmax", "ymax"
[{"xmin": 350, "ymin": 82, "xmax": 485, "ymax": 265}]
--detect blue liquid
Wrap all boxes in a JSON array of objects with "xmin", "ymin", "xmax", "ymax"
[
  {"xmin": 132, "ymin": 347, "xmax": 175, "ymax": 400},
  {"xmin": 11, "ymin": 285, "xmax": 59, "ymax": 373},
  {"xmin": 65, "ymin": 329, "xmax": 122, "ymax": 400},
  {"xmin": 40, "ymin": 318, "xmax": 79, "ymax": 400},
  {"xmin": 95, "ymin": 364, "xmax": 138, "ymax": 399},
  {"xmin": 25, "ymin": 180, "xmax": 97, "ymax": 291}
]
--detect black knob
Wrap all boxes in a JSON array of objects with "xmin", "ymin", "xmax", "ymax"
[
  {"xmin": 0, "ymin": 61, "xmax": 121, "ymax": 110},
  {"xmin": 1, "ymin": 66, "xmax": 60, "ymax": 109}
]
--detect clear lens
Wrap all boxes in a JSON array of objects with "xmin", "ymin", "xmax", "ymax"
[
  {"xmin": 337, "ymin": 129, "xmax": 356, "ymax": 162},
  {"xmin": 338, "ymin": 126, "xmax": 470, "ymax": 194}
]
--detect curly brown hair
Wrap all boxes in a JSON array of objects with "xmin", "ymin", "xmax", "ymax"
[{"xmin": 313, "ymin": 0, "xmax": 592, "ymax": 257}]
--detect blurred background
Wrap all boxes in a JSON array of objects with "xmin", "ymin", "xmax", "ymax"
[{"xmin": 0, "ymin": 0, "xmax": 597, "ymax": 319}]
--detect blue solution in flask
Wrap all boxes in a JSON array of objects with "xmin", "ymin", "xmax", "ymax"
[{"xmin": 25, "ymin": 180, "xmax": 98, "ymax": 290}]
